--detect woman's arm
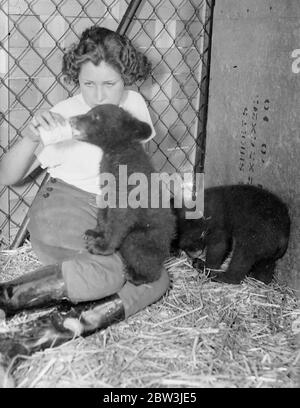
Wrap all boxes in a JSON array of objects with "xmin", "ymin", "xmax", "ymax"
[
  {"xmin": 0, "ymin": 136, "xmax": 41, "ymax": 186},
  {"xmin": 0, "ymin": 111, "xmax": 66, "ymax": 186}
]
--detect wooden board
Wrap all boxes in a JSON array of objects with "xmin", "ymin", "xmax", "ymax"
[{"xmin": 206, "ymin": 0, "xmax": 300, "ymax": 292}]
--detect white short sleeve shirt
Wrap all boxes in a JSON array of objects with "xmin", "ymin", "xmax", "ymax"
[{"xmin": 36, "ymin": 90, "xmax": 156, "ymax": 194}]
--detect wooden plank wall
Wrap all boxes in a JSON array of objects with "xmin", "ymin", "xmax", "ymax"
[{"xmin": 205, "ymin": 0, "xmax": 300, "ymax": 293}]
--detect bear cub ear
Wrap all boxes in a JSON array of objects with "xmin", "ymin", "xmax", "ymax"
[{"xmin": 131, "ymin": 119, "xmax": 152, "ymax": 142}]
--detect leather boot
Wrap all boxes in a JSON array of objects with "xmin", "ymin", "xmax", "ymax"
[
  {"xmin": 58, "ymin": 293, "xmax": 125, "ymax": 336},
  {"xmin": 0, "ymin": 264, "xmax": 68, "ymax": 317},
  {"xmin": 0, "ymin": 294, "xmax": 125, "ymax": 359}
]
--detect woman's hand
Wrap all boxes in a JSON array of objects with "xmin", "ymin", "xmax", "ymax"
[{"xmin": 29, "ymin": 111, "xmax": 67, "ymax": 142}]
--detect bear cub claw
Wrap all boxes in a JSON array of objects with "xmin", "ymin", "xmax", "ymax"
[{"xmin": 84, "ymin": 229, "xmax": 113, "ymax": 255}]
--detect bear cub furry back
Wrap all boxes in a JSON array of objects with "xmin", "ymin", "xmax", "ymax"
[
  {"xmin": 71, "ymin": 104, "xmax": 176, "ymax": 285},
  {"xmin": 172, "ymin": 184, "xmax": 290, "ymax": 284}
]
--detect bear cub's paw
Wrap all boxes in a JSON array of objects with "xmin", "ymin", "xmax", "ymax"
[{"xmin": 84, "ymin": 229, "xmax": 114, "ymax": 255}]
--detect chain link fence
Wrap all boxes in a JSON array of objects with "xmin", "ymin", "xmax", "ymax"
[{"xmin": 0, "ymin": 0, "xmax": 214, "ymax": 248}]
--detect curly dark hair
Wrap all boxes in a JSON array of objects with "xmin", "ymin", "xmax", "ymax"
[{"xmin": 62, "ymin": 26, "xmax": 152, "ymax": 86}]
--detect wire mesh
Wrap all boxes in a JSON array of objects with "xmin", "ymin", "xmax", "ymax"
[{"xmin": 0, "ymin": 0, "xmax": 214, "ymax": 248}]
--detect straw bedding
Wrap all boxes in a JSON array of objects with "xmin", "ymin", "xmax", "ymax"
[{"xmin": 0, "ymin": 243, "xmax": 299, "ymax": 388}]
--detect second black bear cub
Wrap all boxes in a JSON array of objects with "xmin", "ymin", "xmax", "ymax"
[
  {"xmin": 172, "ymin": 185, "xmax": 290, "ymax": 284},
  {"xmin": 71, "ymin": 104, "xmax": 176, "ymax": 285}
]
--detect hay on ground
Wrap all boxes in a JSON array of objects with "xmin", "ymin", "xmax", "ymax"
[{"xmin": 0, "ymin": 242, "xmax": 299, "ymax": 388}]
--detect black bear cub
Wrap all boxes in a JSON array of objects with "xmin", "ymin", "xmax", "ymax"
[
  {"xmin": 71, "ymin": 104, "xmax": 176, "ymax": 285},
  {"xmin": 172, "ymin": 184, "xmax": 290, "ymax": 284}
]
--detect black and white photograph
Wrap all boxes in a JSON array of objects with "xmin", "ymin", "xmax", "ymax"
[{"xmin": 0, "ymin": 0, "xmax": 299, "ymax": 390}]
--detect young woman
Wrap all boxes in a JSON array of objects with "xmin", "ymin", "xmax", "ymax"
[{"xmin": 0, "ymin": 26, "xmax": 170, "ymax": 343}]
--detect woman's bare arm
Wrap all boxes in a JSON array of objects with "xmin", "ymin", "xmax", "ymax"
[
  {"xmin": 0, "ymin": 137, "xmax": 41, "ymax": 186},
  {"xmin": 0, "ymin": 110, "xmax": 66, "ymax": 186}
]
